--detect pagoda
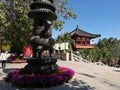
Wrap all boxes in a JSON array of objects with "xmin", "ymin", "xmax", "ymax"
[{"xmin": 70, "ymin": 25, "xmax": 101, "ymax": 49}]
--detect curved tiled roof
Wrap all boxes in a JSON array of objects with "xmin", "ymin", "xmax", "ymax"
[{"xmin": 70, "ymin": 26, "xmax": 101, "ymax": 39}]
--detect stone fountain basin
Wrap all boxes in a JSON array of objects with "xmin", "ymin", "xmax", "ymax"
[{"xmin": 25, "ymin": 56, "xmax": 57, "ymax": 65}]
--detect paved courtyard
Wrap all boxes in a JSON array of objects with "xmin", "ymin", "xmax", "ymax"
[{"xmin": 0, "ymin": 60, "xmax": 120, "ymax": 90}]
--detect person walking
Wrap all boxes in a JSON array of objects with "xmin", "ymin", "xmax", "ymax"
[{"xmin": 0, "ymin": 52, "xmax": 8, "ymax": 69}]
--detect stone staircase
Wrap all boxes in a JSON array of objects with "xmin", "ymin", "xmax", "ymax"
[{"xmin": 71, "ymin": 53, "xmax": 90, "ymax": 63}]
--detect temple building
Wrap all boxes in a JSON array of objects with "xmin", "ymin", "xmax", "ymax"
[{"xmin": 70, "ymin": 26, "xmax": 101, "ymax": 49}]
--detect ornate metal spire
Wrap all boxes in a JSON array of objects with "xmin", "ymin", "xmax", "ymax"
[{"xmin": 28, "ymin": 0, "xmax": 57, "ymax": 20}]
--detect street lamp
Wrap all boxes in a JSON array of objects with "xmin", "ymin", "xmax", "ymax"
[{"xmin": 64, "ymin": 40, "xmax": 66, "ymax": 53}]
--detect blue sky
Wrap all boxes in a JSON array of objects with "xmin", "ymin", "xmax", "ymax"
[{"xmin": 52, "ymin": 0, "xmax": 120, "ymax": 43}]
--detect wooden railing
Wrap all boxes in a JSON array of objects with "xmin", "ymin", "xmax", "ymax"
[{"xmin": 75, "ymin": 44, "xmax": 95, "ymax": 48}]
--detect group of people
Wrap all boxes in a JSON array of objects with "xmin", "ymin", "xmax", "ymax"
[{"xmin": 0, "ymin": 52, "xmax": 10, "ymax": 69}]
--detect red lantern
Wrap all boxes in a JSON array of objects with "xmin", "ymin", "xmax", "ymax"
[{"xmin": 23, "ymin": 46, "xmax": 33, "ymax": 58}]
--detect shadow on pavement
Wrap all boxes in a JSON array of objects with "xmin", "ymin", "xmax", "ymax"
[
  {"xmin": 76, "ymin": 72, "xmax": 96, "ymax": 78},
  {"xmin": 113, "ymin": 70, "xmax": 120, "ymax": 72},
  {"xmin": 0, "ymin": 78, "xmax": 95, "ymax": 90},
  {"xmin": 3, "ymin": 68, "xmax": 21, "ymax": 74}
]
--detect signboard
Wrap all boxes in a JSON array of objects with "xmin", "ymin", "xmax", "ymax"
[{"xmin": 54, "ymin": 42, "xmax": 69, "ymax": 50}]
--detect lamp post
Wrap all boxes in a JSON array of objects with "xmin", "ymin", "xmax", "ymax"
[
  {"xmin": 64, "ymin": 40, "xmax": 66, "ymax": 53},
  {"xmin": 58, "ymin": 44, "xmax": 61, "ymax": 53},
  {"xmin": 58, "ymin": 44, "xmax": 61, "ymax": 59}
]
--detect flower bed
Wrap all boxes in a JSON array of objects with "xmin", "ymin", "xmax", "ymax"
[
  {"xmin": 10, "ymin": 60, "xmax": 26, "ymax": 63},
  {"xmin": 4, "ymin": 66, "xmax": 75, "ymax": 88}
]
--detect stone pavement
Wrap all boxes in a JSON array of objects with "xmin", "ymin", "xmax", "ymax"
[{"xmin": 0, "ymin": 61, "xmax": 120, "ymax": 90}]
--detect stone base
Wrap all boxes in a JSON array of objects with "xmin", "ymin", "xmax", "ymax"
[
  {"xmin": 26, "ymin": 56, "xmax": 57, "ymax": 65},
  {"xmin": 24, "ymin": 56, "xmax": 58, "ymax": 74},
  {"xmin": 23, "ymin": 64, "xmax": 58, "ymax": 75}
]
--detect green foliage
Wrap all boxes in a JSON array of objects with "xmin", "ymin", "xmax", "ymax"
[
  {"xmin": 79, "ymin": 48, "xmax": 98, "ymax": 62},
  {"xmin": 0, "ymin": 0, "xmax": 77, "ymax": 55},
  {"xmin": 0, "ymin": 0, "xmax": 33, "ymax": 55},
  {"xmin": 78, "ymin": 37, "xmax": 120, "ymax": 65},
  {"xmin": 2, "ymin": 44, "xmax": 10, "ymax": 52},
  {"xmin": 98, "ymin": 47, "xmax": 112, "ymax": 64},
  {"xmin": 54, "ymin": 0, "xmax": 77, "ymax": 30},
  {"xmin": 97, "ymin": 37, "xmax": 120, "ymax": 59},
  {"xmin": 1, "ymin": 39, "xmax": 10, "ymax": 52}
]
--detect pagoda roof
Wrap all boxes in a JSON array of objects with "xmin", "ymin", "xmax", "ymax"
[{"xmin": 70, "ymin": 25, "xmax": 101, "ymax": 39}]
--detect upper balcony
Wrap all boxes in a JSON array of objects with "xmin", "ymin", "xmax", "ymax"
[{"xmin": 75, "ymin": 44, "xmax": 95, "ymax": 49}]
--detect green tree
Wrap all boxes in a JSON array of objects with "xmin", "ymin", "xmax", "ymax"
[
  {"xmin": 0, "ymin": 0, "xmax": 32, "ymax": 55},
  {"xmin": 110, "ymin": 40, "xmax": 120, "ymax": 59},
  {"xmin": 0, "ymin": 0, "xmax": 77, "ymax": 55},
  {"xmin": 99, "ymin": 47, "xmax": 112, "ymax": 65},
  {"xmin": 88, "ymin": 48, "xmax": 98, "ymax": 62},
  {"xmin": 96, "ymin": 37, "xmax": 120, "ymax": 65},
  {"xmin": 79, "ymin": 48, "xmax": 98, "ymax": 62},
  {"xmin": 53, "ymin": 0, "xmax": 77, "ymax": 30}
]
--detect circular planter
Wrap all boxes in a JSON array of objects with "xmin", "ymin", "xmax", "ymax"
[{"xmin": 5, "ymin": 66, "xmax": 75, "ymax": 88}]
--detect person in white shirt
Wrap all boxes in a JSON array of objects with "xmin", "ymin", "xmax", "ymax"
[{"xmin": 0, "ymin": 52, "xmax": 9, "ymax": 69}]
